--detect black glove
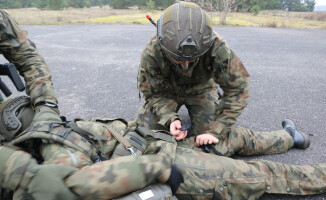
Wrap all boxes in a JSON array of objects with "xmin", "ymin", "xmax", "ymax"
[{"xmin": 165, "ymin": 165, "xmax": 184, "ymax": 195}]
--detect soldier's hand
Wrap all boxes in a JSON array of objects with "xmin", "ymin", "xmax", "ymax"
[
  {"xmin": 176, "ymin": 130, "xmax": 187, "ymax": 140},
  {"xmin": 195, "ymin": 134, "xmax": 219, "ymax": 146},
  {"xmin": 170, "ymin": 120, "xmax": 187, "ymax": 140},
  {"xmin": 26, "ymin": 164, "xmax": 78, "ymax": 200},
  {"xmin": 170, "ymin": 120, "xmax": 181, "ymax": 136}
]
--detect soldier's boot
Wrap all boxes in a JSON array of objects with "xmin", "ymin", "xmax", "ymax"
[{"xmin": 282, "ymin": 119, "xmax": 310, "ymax": 149}]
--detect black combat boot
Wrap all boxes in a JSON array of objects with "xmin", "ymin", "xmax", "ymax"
[{"xmin": 282, "ymin": 119, "xmax": 310, "ymax": 149}]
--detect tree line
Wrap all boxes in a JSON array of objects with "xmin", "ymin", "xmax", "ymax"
[
  {"xmin": 109, "ymin": 0, "xmax": 315, "ymax": 12},
  {"xmin": 0, "ymin": 0, "xmax": 315, "ymax": 12},
  {"xmin": 0, "ymin": 0, "xmax": 110, "ymax": 10},
  {"xmin": 238, "ymin": 0, "xmax": 315, "ymax": 12}
]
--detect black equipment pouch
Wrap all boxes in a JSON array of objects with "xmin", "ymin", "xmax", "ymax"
[
  {"xmin": 111, "ymin": 131, "xmax": 148, "ymax": 158},
  {"xmin": 135, "ymin": 127, "xmax": 174, "ymax": 142}
]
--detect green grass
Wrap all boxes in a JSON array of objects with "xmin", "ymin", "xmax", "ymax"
[{"xmin": 5, "ymin": 6, "xmax": 326, "ymax": 29}]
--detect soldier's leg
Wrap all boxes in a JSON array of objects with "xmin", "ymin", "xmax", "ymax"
[
  {"xmin": 135, "ymin": 99, "xmax": 180, "ymax": 130},
  {"xmin": 178, "ymin": 126, "xmax": 293, "ymax": 156},
  {"xmin": 174, "ymin": 145, "xmax": 326, "ymax": 199},
  {"xmin": 185, "ymin": 87, "xmax": 218, "ymax": 136},
  {"xmin": 135, "ymin": 102, "xmax": 164, "ymax": 130},
  {"xmin": 183, "ymin": 87, "xmax": 294, "ymax": 156},
  {"xmin": 215, "ymin": 127, "xmax": 294, "ymax": 156}
]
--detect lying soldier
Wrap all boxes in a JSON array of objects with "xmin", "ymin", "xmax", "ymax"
[{"xmin": 0, "ymin": 96, "xmax": 325, "ymax": 200}]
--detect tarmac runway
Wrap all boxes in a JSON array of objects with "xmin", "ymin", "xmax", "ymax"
[{"xmin": 1, "ymin": 24, "xmax": 326, "ymax": 199}]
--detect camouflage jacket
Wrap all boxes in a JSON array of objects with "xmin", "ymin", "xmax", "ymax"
[
  {"xmin": 137, "ymin": 31, "xmax": 250, "ymax": 137},
  {"xmin": 0, "ymin": 119, "xmax": 174, "ymax": 198},
  {"xmin": 0, "ymin": 10, "xmax": 58, "ymax": 106}
]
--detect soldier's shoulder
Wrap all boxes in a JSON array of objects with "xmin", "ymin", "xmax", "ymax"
[
  {"xmin": 213, "ymin": 31, "xmax": 224, "ymax": 42},
  {"xmin": 141, "ymin": 34, "xmax": 165, "ymax": 67},
  {"xmin": 143, "ymin": 34, "xmax": 161, "ymax": 53},
  {"xmin": 212, "ymin": 31, "xmax": 226, "ymax": 45},
  {"xmin": 210, "ymin": 31, "xmax": 231, "ymax": 59},
  {"xmin": 0, "ymin": 9, "xmax": 7, "ymax": 17},
  {"xmin": 0, "ymin": 10, "xmax": 8, "ymax": 27}
]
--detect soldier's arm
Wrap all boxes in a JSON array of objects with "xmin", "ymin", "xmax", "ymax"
[
  {"xmin": 210, "ymin": 37, "xmax": 250, "ymax": 140},
  {"xmin": 0, "ymin": 10, "xmax": 58, "ymax": 106},
  {"xmin": 137, "ymin": 39, "xmax": 180, "ymax": 128},
  {"xmin": 0, "ymin": 145, "xmax": 78, "ymax": 200},
  {"xmin": 0, "ymin": 145, "xmax": 36, "ymax": 191},
  {"xmin": 66, "ymin": 154, "xmax": 173, "ymax": 199}
]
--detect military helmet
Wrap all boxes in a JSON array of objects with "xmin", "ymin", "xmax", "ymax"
[
  {"xmin": 0, "ymin": 96, "xmax": 34, "ymax": 142},
  {"xmin": 157, "ymin": 2, "xmax": 213, "ymax": 61}
]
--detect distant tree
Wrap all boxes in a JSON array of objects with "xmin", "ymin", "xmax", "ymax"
[
  {"xmin": 265, "ymin": 0, "xmax": 282, "ymax": 10},
  {"xmin": 48, "ymin": 0, "xmax": 64, "ymax": 9},
  {"xmin": 304, "ymin": 0, "xmax": 315, "ymax": 11},
  {"xmin": 0, "ymin": 0, "xmax": 111, "ymax": 8},
  {"xmin": 0, "ymin": 0, "xmax": 35, "ymax": 8},
  {"xmin": 281, "ymin": 0, "xmax": 315, "ymax": 11},
  {"xmin": 146, "ymin": 0, "xmax": 155, "ymax": 10},
  {"xmin": 237, "ymin": 0, "xmax": 267, "ymax": 12},
  {"xmin": 154, "ymin": 0, "xmax": 175, "ymax": 9},
  {"xmin": 20, "ymin": 0, "xmax": 34, "ymax": 7},
  {"xmin": 68, "ymin": 0, "xmax": 86, "ymax": 8},
  {"xmin": 9, "ymin": 0, "xmax": 22, "ymax": 8},
  {"xmin": 34, "ymin": 0, "xmax": 49, "ymax": 9},
  {"xmin": 136, "ymin": 0, "xmax": 147, "ymax": 8},
  {"xmin": 109, "ymin": 0, "xmax": 135, "ymax": 9},
  {"xmin": 250, "ymin": 4, "xmax": 260, "ymax": 14},
  {"xmin": 102, "ymin": 0, "xmax": 110, "ymax": 5},
  {"xmin": 85, "ymin": 0, "xmax": 91, "ymax": 7},
  {"xmin": 89, "ymin": 0, "xmax": 105, "ymax": 6},
  {"xmin": 0, "ymin": 0, "xmax": 9, "ymax": 8}
]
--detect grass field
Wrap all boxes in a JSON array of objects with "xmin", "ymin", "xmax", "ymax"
[{"xmin": 5, "ymin": 6, "xmax": 326, "ymax": 29}]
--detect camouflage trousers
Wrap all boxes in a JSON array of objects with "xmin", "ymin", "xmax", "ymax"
[
  {"xmin": 41, "ymin": 143, "xmax": 326, "ymax": 200},
  {"xmin": 178, "ymin": 127, "xmax": 294, "ymax": 157}
]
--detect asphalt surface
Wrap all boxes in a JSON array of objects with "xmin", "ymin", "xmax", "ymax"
[{"xmin": 1, "ymin": 25, "xmax": 326, "ymax": 199}]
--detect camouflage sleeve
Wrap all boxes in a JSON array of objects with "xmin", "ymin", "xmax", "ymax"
[
  {"xmin": 209, "ymin": 35, "xmax": 250, "ymax": 139},
  {"xmin": 0, "ymin": 10, "xmax": 58, "ymax": 106},
  {"xmin": 137, "ymin": 37, "xmax": 180, "ymax": 127},
  {"xmin": 0, "ymin": 145, "xmax": 36, "ymax": 191},
  {"xmin": 66, "ymin": 154, "xmax": 172, "ymax": 199}
]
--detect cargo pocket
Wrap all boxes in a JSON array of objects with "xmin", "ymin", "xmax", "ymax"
[{"xmin": 214, "ymin": 177, "xmax": 266, "ymax": 200}]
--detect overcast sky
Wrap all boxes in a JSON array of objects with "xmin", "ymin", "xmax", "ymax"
[{"xmin": 315, "ymin": 0, "xmax": 326, "ymax": 6}]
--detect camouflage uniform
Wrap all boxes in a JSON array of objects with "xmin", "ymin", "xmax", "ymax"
[
  {"xmin": 1, "ymin": 118, "xmax": 324, "ymax": 200},
  {"xmin": 136, "ymin": 32, "xmax": 294, "ymax": 155},
  {"xmin": 0, "ymin": 10, "xmax": 57, "ymax": 105}
]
